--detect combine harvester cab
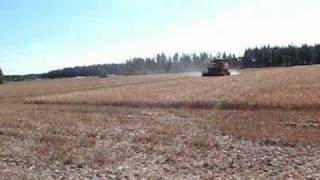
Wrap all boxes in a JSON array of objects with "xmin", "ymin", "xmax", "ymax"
[{"xmin": 202, "ymin": 59, "xmax": 231, "ymax": 77}]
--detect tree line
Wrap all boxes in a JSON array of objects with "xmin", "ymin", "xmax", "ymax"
[
  {"xmin": 1, "ymin": 44, "xmax": 320, "ymax": 81},
  {"xmin": 243, "ymin": 44, "xmax": 320, "ymax": 68},
  {"xmin": 44, "ymin": 52, "xmax": 237, "ymax": 79},
  {"xmin": 45, "ymin": 43, "xmax": 320, "ymax": 78}
]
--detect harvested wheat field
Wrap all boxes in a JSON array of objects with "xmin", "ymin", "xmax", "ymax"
[{"xmin": 1, "ymin": 66, "xmax": 320, "ymax": 179}]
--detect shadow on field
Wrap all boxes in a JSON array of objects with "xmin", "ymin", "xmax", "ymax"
[{"xmin": 27, "ymin": 100, "xmax": 320, "ymax": 111}]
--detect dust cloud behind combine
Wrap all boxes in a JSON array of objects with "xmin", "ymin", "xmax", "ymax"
[{"xmin": 179, "ymin": 69, "xmax": 240, "ymax": 77}]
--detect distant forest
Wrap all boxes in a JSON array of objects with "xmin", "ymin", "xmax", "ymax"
[
  {"xmin": 1, "ymin": 44, "xmax": 320, "ymax": 81},
  {"xmin": 44, "ymin": 52, "xmax": 237, "ymax": 79},
  {"xmin": 44, "ymin": 44, "xmax": 320, "ymax": 79},
  {"xmin": 242, "ymin": 44, "xmax": 320, "ymax": 68}
]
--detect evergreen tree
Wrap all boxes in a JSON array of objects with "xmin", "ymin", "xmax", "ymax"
[
  {"xmin": 172, "ymin": 53, "xmax": 180, "ymax": 71},
  {"xmin": 222, "ymin": 52, "xmax": 227, "ymax": 59},
  {"xmin": 0, "ymin": 67, "xmax": 3, "ymax": 84},
  {"xmin": 166, "ymin": 57, "xmax": 172, "ymax": 73}
]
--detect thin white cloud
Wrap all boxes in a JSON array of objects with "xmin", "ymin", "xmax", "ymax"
[{"xmin": 71, "ymin": 0, "xmax": 320, "ymax": 63}]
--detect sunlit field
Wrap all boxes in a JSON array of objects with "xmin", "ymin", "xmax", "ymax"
[
  {"xmin": 28, "ymin": 66, "xmax": 320, "ymax": 110},
  {"xmin": 1, "ymin": 66, "xmax": 320, "ymax": 179}
]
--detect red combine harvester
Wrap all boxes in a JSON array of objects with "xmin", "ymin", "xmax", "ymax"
[{"xmin": 202, "ymin": 59, "xmax": 231, "ymax": 76}]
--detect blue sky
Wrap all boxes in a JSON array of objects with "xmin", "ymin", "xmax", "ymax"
[{"xmin": 1, "ymin": 0, "xmax": 320, "ymax": 75}]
